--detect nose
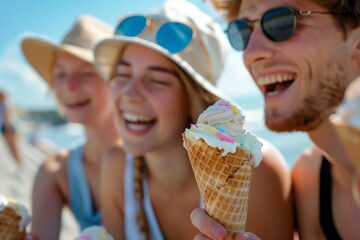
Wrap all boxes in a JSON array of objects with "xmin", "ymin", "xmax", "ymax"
[
  {"xmin": 243, "ymin": 25, "xmax": 274, "ymax": 69},
  {"xmin": 53, "ymin": 71, "xmax": 80, "ymax": 91},
  {"xmin": 121, "ymin": 77, "xmax": 144, "ymax": 104},
  {"xmin": 65, "ymin": 72, "xmax": 80, "ymax": 90}
]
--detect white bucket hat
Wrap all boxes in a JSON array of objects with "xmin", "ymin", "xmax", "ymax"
[
  {"xmin": 21, "ymin": 15, "xmax": 113, "ymax": 85},
  {"xmin": 94, "ymin": 0, "xmax": 230, "ymax": 100}
]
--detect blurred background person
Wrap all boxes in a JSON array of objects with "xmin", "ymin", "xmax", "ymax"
[
  {"xmin": 0, "ymin": 90, "xmax": 22, "ymax": 167},
  {"xmin": 21, "ymin": 15, "xmax": 122, "ymax": 239}
]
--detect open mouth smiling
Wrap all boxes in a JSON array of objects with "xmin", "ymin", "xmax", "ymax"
[
  {"xmin": 257, "ymin": 73, "xmax": 295, "ymax": 97},
  {"xmin": 65, "ymin": 98, "xmax": 91, "ymax": 108},
  {"xmin": 123, "ymin": 112, "xmax": 156, "ymax": 132}
]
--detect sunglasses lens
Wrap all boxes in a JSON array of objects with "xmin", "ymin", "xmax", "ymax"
[
  {"xmin": 157, "ymin": 22, "xmax": 193, "ymax": 54},
  {"xmin": 115, "ymin": 15, "xmax": 147, "ymax": 37},
  {"xmin": 262, "ymin": 7, "xmax": 296, "ymax": 42},
  {"xmin": 227, "ymin": 20, "xmax": 252, "ymax": 50}
]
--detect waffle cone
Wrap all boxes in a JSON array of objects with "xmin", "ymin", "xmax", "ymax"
[
  {"xmin": 0, "ymin": 206, "xmax": 26, "ymax": 240},
  {"xmin": 332, "ymin": 120, "xmax": 360, "ymax": 171},
  {"xmin": 183, "ymin": 135, "xmax": 252, "ymax": 239}
]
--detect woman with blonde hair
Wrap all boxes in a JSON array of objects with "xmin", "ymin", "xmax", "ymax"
[
  {"xmin": 95, "ymin": 1, "xmax": 293, "ymax": 239},
  {"xmin": 21, "ymin": 15, "xmax": 122, "ymax": 239}
]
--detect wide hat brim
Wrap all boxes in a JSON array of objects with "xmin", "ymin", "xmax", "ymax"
[
  {"xmin": 22, "ymin": 37, "xmax": 93, "ymax": 85},
  {"xmin": 94, "ymin": 36, "xmax": 229, "ymax": 101}
]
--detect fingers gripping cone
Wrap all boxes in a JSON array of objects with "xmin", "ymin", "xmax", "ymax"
[{"xmin": 183, "ymin": 99, "xmax": 262, "ymax": 239}]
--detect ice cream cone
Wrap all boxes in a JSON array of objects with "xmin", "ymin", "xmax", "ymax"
[
  {"xmin": 183, "ymin": 99, "xmax": 262, "ymax": 239},
  {"xmin": 331, "ymin": 120, "xmax": 360, "ymax": 171},
  {"xmin": 184, "ymin": 136, "xmax": 252, "ymax": 238},
  {"xmin": 0, "ymin": 195, "xmax": 30, "ymax": 240},
  {"xmin": 0, "ymin": 205, "xmax": 26, "ymax": 240}
]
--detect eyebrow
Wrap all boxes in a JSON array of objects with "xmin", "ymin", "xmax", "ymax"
[{"xmin": 118, "ymin": 60, "xmax": 179, "ymax": 78}]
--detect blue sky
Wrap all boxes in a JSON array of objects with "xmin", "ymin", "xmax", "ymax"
[{"xmin": 0, "ymin": 0, "xmax": 258, "ymax": 109}]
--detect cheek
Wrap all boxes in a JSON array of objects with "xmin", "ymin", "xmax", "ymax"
[
  {"xmin": 53, "ymin": 87, "xmax": 64, "ymax": 105},
  {"xmin": 161, "ymin": 92, "xmax": 189, "ymax": 127},
  {"xmin": 111, "ymin": 84, "xmax": 124, "ymax": 102}
]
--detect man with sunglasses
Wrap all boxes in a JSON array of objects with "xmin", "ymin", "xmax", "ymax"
[{"xmin": 192, "ymin": 0, "xmax": 360, "ymax": 239}]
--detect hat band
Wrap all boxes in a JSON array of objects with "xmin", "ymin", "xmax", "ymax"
[{"xmin": 114, "ymin": 15, "xmax": 196, "ymax": 54}]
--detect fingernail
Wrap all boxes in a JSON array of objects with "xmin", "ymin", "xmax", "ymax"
[{"xmin": 212, "ymin": 226, "xmax": 226, "ymax": 240}]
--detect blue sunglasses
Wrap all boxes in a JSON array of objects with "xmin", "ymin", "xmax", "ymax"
[{"xmin": 114, "ymin": 15, "xmax": 195, "ymax": 54}]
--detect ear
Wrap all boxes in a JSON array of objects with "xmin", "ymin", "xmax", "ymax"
[
  {"xmin": 352, "ymin": 27, "xmax": 360, "ymax": 49},
  {"xmin": 350, "ymin": 27, "xmax": 360, "ymax": 69}
]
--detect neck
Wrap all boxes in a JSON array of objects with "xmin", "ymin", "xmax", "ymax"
[
  {"xmin": 83, "ymin": 116, "xmax": 121, "ymax": 164},
  {"xmin": 144, "ymin": 142, "xmax": 194, "ymax": 192}
]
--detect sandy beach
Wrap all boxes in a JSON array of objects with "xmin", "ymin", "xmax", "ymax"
[{"xmin": 0, "ymin": 121, "xmax": 79, "ymax": 239}]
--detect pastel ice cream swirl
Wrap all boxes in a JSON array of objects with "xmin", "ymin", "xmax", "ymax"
[
  {"xmin": 0, "ymin": 195, "xmax": 31, "ymax": 232},
  {"xmin": 185, "ymin": 99, "xmax": 262, "ymax": 167},
  {"xmin": 75, "ymin": 226, "xmax": 114, "ymax": 240}
]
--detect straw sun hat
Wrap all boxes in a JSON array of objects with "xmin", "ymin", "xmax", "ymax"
[
  {"xmin": 21, "ymin": 15, "xmax": 112, "ymax": 85},
  {"xmin": 94, "ymin": 0, "xmax": 230, "ymax": 100}
]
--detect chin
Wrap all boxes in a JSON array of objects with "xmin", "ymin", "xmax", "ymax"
[
  {"xmin": 124, "ymin": 144, "xmax": 144, "ymax": 157},
  {"xmin": 264, "ymin": 109, "xmax": 324, "ymax": 133}
]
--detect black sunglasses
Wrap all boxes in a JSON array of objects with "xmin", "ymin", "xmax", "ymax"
[{"xmin": 226, "ymin": 6, "xmax": 336, "ymax": 51}]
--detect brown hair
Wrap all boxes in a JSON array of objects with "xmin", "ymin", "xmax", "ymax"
[
  {"xmin": 134, "ymin": 156, "xmax": 150, "ymax": 240},
  {"xmin": 211, "ymin": 0, "xmax": 360, "ymax": 34}
]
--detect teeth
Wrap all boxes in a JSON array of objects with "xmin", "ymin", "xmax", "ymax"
[
  {"xmin": 127, "ymin": 123, "xmax": 149, "ymax": 131},
  {"xmin": 266, "ymin": 90, "xmax": 281, "ymax": 97},
  {"xmin": 257, "ymin": 74, "xmax": 295, "ymax": 86},
  {"xmin": 123, "ymin": 112, "xmax": 152, "ymax": 122}
]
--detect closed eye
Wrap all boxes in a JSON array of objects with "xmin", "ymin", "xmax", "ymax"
[
  {"xmin": 111, "ymin": 73, "xmax": 131, "ymax": 85},
  {"xmin": 149, "ymin": 78, "xmax": 171, "ymax": 85}
]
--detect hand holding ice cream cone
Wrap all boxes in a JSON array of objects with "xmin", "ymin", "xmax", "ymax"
[{"xmin": 183, "ymin": 99, "xmax": 262, "ymax": 239}]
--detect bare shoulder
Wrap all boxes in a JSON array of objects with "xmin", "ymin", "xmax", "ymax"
[
  {"xmin": 292, "ymin": 146, "xmax": 323, "ymax": 238},
  {"xmin": 100, "ymin": 144, "xmax": 126, "ymax": 238},
  {"xmin": 102, "ymin": 144, "xmax": 126, "ymax": 172},
  {"xmin": 247, "ymin": 138, "xmax": 293, "ymax": 239},
  {"xmin": 250, "ymin": 138, "xmax": 291, "ymax": 201},
  {"xmin": 253, "ymin": 138, "xmax": 289, "ymax": 180},
  {"xmin": 250, "ymin": 138, "xmax": 291, "ymax": 199},
  {"xmin": 100, "ymin": 144, "xmax": 127, "ymax": 191},
  {"xmin": 292, "ymin": 146, "xmax": 323, "ymax": 184},
  {"xmin": 36, "ymin": 149, "xmax": 70, "ymax": 181},
  {"xmin": 31, "ymin": 149, "xmax": 70, "ymax": 238}
]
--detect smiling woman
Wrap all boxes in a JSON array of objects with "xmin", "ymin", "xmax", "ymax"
[
  {"xmin": 94, "ymin": 1, "xmax": 293, "ymax": 240},
  {"xmin": 20, "ymin": 15, "xmax": 122, "ymax": 239}
]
